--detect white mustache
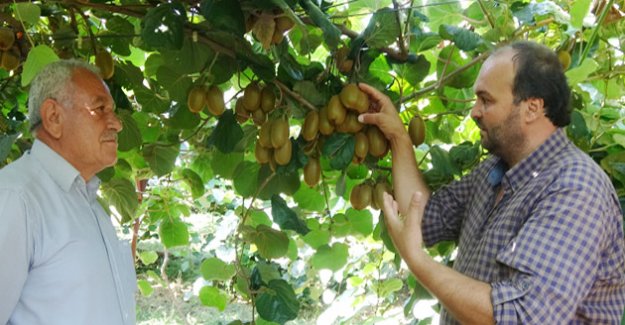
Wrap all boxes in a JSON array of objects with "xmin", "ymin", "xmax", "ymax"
[{"xmin": 101, "ymin": 133, "xmax": 118, "ymax": 142}]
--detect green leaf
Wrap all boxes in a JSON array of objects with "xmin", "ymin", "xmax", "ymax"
[
  {"xmin": 311, "ymin": 243, "xmax": 349, "ymax": 271},
  {"xmin": 303, "ymin": 229, "xmax": 331, "ymax": 249},
  {"xmin": 181, "ymin": 168, "xmax": 205, "ymax": 199},
  {"xmin": 117, "ymin": 111, "xmax": 142, "ymax": 152},
  {"xmin": 166, "ymin": 103, "xmax": 200, "ymax": 130},
  {"xmin": 570, "ymin": 0, "xmax": 592, "ymax": 29},
  {"xmin": 137, "ymin": 279, "xmax": 154, "ymax": 297},
  {"xmin": 253, "ymin": 225, "xmax": 290, "ymax": 259},
  {"xmin": 322, "ymin": 133, "xmax": 355, "ymax": 170},
  {"xmin": 159, "ymin": 218, "xmax": 189, "ymax": 248},
  {"xmin": 233, "ymin": 161, "xmax": 260, "ymax": 197},
  {"xmin": 156, "ymin": 66, "xmax": 193, "ymax": 103},
  {"xmin": 393, "ymin": 54, "xmax": 431, "ymax": 87},
  {"xmin": 256, "ymin": 279, "xmax": 300, "ymax": 324},
  {"xmin": 449, "ymin": 141, "xmax": 480, "ymax": 171},
  {"xmin": 211, "ymin": 150, "xmax": 244, "ymax": 179},
  {"xmin": 207, "ymin": 110, "xmax": 244, "ymax": 153},
  {"xmin": 199, "ymin": 286, "xmax": 228, "ymax": 311},
  {"xmin": 133, "ymin": 86, "xmax": 170, "ymax": 114},
  {"xmin": 257, "ymin": 165, "xmax": 300, "ymax": 200},
  {"xmin": 436, "ymin": 45, "xmax": 480, "ymax": 89},
  {"xmin": 362, "ymin": 8, "xmax": 401, "ymax": 49},
  {"xmin": 204, "ymin": 31, "xmax": 276, "ymax": 81},
  {"xmin": 101, "ymin": 177, "xmax": 138, "ymax": 223},
  {"xmin": 346, "ymin": 208, "xmax": 373, "ymax": 237},
  {"xmin": 566, "ymin": 58, "xmax": 598, "ymax": 85},
  {"xmin": 299, "ymin": 0, "xmax": 341, "ymax": 49},
  {"xmin": 372, "ymin": 278, "xmax": 403, "ymax": 298},
  {"xmin": 0, "ymin": 134, "xmax": 18, "ymax": 163},
  {"xmin": 247, "ymin": 210, "xmax": 273, "ymax": 228},
  {"xmin": 271, "ymin": 195, "xmax": 310, "ymax": 235},
  {"xmin": 138, "ymin": 251, "xmax": 158, "ymax": 265},
  {"xmin": 21, "ymin": 45, "xmax": 59, "ymax": 87},
  {"xmin": 160, "ymin": 38, "xmax": 214, "ymax": 75},
  {"xmin": 292, "ymin": 184, "xmax": 325, "ymax": 212},
  {"xmin": 141, "ymin": 1, "xmax": 186, "ymax": 50},
  {"xmin": 200, "ymin": 0, "xmax": 246, "ymax": 36},
  {"xmin": 200, "ymin": 257, "xmax": 236, "ymax": 281},
  {"xmin": 142, "ymin": 143, "xmax": 180, "ymax": 176},
  {"xmin": 14, "ymin": 3, "xmax": 41, "ymax": 25},
  {"xmin": 439, "ymin": 25, "xmax": 482, "ymax": 51}
]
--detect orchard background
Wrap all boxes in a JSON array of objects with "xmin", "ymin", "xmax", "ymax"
[{"xmin": 1, "ymin": 0, "xmax": 624, "ymax": 324}]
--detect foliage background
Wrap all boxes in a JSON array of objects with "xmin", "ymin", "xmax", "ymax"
[{"xmin": 1, "ymin": 0, "xmax": 624, "ymax": 324}]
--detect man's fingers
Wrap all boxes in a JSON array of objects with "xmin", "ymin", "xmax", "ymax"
[{"xmin": 382, "ymin": 192, "xmax": 401, "ymax": 228}]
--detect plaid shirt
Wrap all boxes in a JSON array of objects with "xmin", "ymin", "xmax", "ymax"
[{"xmin": 423, "ymin": 129, "xmax": 625, "ymax": 324}]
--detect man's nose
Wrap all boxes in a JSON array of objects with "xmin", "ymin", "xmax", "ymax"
[{"xmin": 108, "ymin": 113, "xmax": 123, "ymax": 132}]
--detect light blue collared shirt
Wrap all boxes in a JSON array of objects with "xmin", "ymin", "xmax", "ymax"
[{"xmin": 0, "ymin": 140, "xmax": 136, "ymax": 325}]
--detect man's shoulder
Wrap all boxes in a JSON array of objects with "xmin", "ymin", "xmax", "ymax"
[{"xmin": 0, "ymin": 154, "xmax": 40, "ymax": 191}]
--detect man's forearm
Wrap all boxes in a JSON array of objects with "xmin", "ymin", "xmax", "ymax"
[
  {"xmin": 406, "ymin": 249, "xmax": 495, "ymax": 325},
  {"xmin": 390, "ymin": 133, "xmax": 430, "ymax": 215}
]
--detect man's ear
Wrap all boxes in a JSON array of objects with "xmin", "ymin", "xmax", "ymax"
[
  {"xmin": 39, "ymin": 99, "xmax": 64, "ymax": 139},
  {"xmin": 524, "ymin": 97, "xmax": 545, "ymax": 123}
]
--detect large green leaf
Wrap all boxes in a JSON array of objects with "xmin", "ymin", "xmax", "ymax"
[
  {"xmin": 14, "ymin": 3, "xmax": 41, "ymax": 25},
  {"xmin": 233, "ymin": 161, "xmax": 260, "ymax": 197},
  {"xmin": 180, "ymin": 168, "xmax": 205, "ymax": 199},
  {"xmin": 303, "ymin": 229, "xmax": 330, "ymax": 249},
  {"xmin": 142, "ymin": 143, "xmax": 180, "ymax": 176},
  {"xmin": 101, "ymin": 177, "xmax": 138, "ymax": 223},
  {"xmin": 271, "ymin": 194, "xmax": 310, "ymax": 235},
  {"xmin": 311, "ymin": 243, "xmax": 349, "ymax": 271},
  {"xmin": 166, "ymin": 103, "xmax": 200, "ymax": 130},
  {"xmin": 0, "ymin": 134, "xmax": 17, "ymax": 163},
  {"xmin": 117, "ymin": 111, "xmax": 142, "ymax": 152},
  {"xmin": 322, "ymin": 133, "xmax": 355, "ymax": 171},
  {"xmin": 133, "ymin": 86, "xmax": 170, "ymax": 114},
  {"xmin": 257, "ymin": 165, "xmax": 301, "ymax": 200},
  {"xmin": 21, "ymin": 45, "xmax": 59, "ymax": 87},
  {"xmin": 199, "ymin": 286, "xmax": 228, "ymax": 311},
  {"xmin": 200, "ymin": 257, "xmax": 237, "ymax": 281},
  {"xmin": 439, "ymin": 25, "xmax": 483, "ymax": 52},
  {"xmin": 256, "ymin": 279, "xmax": 300, "ymax": 324},
  {"xmin": 156, "ymin": 66, "xmax": 193, "ymax": 103},
  {"xmin": 362, "ymin": 8, "xmax": 401, "ymax": 49},
  {"xmin": 200, "ymin": 0, "xmax": 246, "ymax": 36},
  {"xmin": 292, "ymin": 184, "xmax": 325, "ymax": 212},
  {"xmin": 141, "ymin": 1, "xmax": 186, "ymax": 50},
  {"xmin": 570, "ymin": 0, "xmax": 592, "ymax": 29},
  {"xmin": 253, "ymin": 224, "xmax": 290, "ymax": 259},
  {"xmin": 346, "ymin": 208, "xmax": 373, "ymax": 237},
  {"xmin": 210, "ymin": 150, "xmax": 244, "ymax": 179},
  {"xmin": 160, "ymin": 38, "xmax": 214, "ymax": 75},
  {"xmin": 159, "ymin": 218, "xmax": 189, "ymax": 248},
  {"xmin": 206, "ymin": 110, "xmax": 244, "ymax": 154}
]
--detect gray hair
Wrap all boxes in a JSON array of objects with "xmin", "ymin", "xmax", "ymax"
[{"xmin": 28, "ymin": 59, "xmax": 100, "ymax": 133}]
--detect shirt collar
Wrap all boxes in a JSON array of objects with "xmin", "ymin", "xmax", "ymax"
[
  {"xmin": 30, "ymin": 140, "xmax": 101, "ymax": 195},
  {"xmin": 493, "ymin": 128, "xmax": 569, "ymax": 191}
]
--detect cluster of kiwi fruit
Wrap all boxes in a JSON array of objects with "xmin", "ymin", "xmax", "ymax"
[
  {"xmin": 246, "ymin": 10, "xmax": 295, "ymax": 49},
  {"xmin": 235, "ymin": 82, "xmax": 293, "ymax": 171},
  {"xmin": 299, "ymin": 83, "xmax": 391, "ymax": 188},
  {"xmin": 187, "ymin": 84, "xmax": 226, "ymax": 117},
  {"xmin": 235, "ymin": 82, "xmax": 276, "ymax": 126},
  {"xmin": 350, "ymin": 178, "xmax": 393, "ymax": 211},
  {"xmin": 254, "ymin": 117, "xmax": 292, "ymax": 171},
  {"xmin": 0, "ymin": 27, "xmax": 21, "ymax": 71}
]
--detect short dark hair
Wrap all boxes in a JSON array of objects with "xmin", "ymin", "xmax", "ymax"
[{"xmin": 498, "ymin": 41, "xmax": 572, "ymax": 127}]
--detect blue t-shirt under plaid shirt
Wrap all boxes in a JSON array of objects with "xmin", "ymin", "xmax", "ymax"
[{"xmin": 423, "ymin": 128, "xmax": 625, "ymax": 324}]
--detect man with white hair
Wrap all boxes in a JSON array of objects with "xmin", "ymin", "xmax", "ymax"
[{"xmin": 0, "ymin": 59, "xmax": 136, "ymax": 324}]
